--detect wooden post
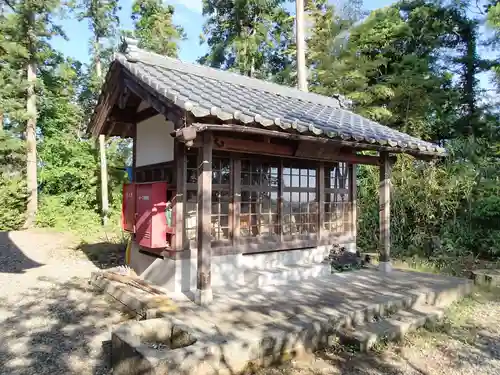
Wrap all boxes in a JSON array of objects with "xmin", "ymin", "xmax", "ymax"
[
  {"xmin": 174, "ymin": 141, "xmax": 186, "ymax": 251},
  {"xmin": 278, "ymin": 159, "xmax": 284, "ymax": 240},
  {"xmin": 348, "ymin": 164, "xmax": 357, "ymax": 251},
  {"xmin": 195, "ymin": 132, "xmax": 213, "ymax": 305},
  {"xmin": 318, "ymin": 162, "xmax": 325, "ymax": 242},
  {"xmin": 232, "ymin": 156, "xmax": 241, "ymax": 245},
  {"xmin": 132, "ymin": 124, "xmax": 137, "ymax": 180},
  {"xmin": 379, "ymin": 152, "xmax": 392, "ymax": 272}
]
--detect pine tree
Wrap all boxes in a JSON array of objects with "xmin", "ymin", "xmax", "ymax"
[
  {"xmin": 199, "ymin": 0, "xmax": 294, "ymax": 79},
  {"xmin": 77, "ymin": 0, "xmax": 121, "ymax": 225},
  {"xmin": 1, "ymin": 0, "xmax": 66, "ymax": 227},
  {"xmin": 131, "ymin": 0, "xmax": 185, "ymax": 57}
]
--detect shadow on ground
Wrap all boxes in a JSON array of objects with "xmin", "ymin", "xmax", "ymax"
[
  {"xmin": 0, "ymin": 276, "xmax": 134, "ymax": 375},
  {"xmin": 0, "ymin": 231, "xmax": 44, "ymax": 273},
  {"xmin": 77, "ymin": 242, "xmax": 126, "ymax": 269}
]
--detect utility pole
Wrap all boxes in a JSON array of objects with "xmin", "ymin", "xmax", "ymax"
[
  {"xmin": 95, "ymin": 36, "xmax": 109, "ymax": 226},
  {"xmin": 296, "ymin": 0, "xmax": 308, "ymax": 92}
]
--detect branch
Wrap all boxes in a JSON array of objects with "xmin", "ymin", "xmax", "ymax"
[{"xmin": 2, "ymin": 0, "xmax": 17, "ymax": 13}]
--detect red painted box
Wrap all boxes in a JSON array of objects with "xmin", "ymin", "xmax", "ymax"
[
  {"xmin": 121, "ymin": 183, "xmax": 136, "ymax": 233},
  {"xmin": 135, "ymin": 182, "xmax": 168, "ymax": 249}
]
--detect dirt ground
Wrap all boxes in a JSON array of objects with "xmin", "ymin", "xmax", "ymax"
[
  {"xmin": 0, "ymin": 230, "xmax": 132, "ymax": 375},
  {"xmin": 0, "ymin": 229, "xmax": 499, "ymax": 375}
]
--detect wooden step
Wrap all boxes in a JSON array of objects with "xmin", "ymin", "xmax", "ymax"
[{"xmin": 337, "ymin": 304, "xmax": 445, "ymax": 351}]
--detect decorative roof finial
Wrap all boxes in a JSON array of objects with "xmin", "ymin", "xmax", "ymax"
[{"xmin": 119, "ymin": 36, "xmax": 140, "ymax": 63}]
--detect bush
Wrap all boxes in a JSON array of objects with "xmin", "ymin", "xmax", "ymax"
[
  {"xmin": 0, "ymin": 176, "xmax": 27, "ymax": 231},
  {"xmin": 357, "ymin": 138, "xmax": 500, "ymax": 260},
  {"xmin": 0, "ymin": 130, "xmax": 27, "ymax": 231}
]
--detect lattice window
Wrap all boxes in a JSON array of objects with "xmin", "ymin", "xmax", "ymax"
[
  {"xmin": 324, "ymin": 162, "xmax": 350, "ymax": 233},
  {"xmin": 282, "ymin": 165, "xmax": 318, "ymax": 235},
  {"xmin": 240, "ymin": 159, "xmax": 280, "ymax": 238}
]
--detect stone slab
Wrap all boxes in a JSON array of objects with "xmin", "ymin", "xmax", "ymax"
[
  {"xmin": 472, "ymin": 269, "xmax": 500, "ymax": 287},
  {"xmin": 337, "ymin": 304, "xmax": 446, "ymax": 351},
  {"xmin": 109, "ymin": 268, "xmax": 473, "ymax": 375}
]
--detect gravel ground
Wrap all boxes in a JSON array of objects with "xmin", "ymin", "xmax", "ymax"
[
  {"xmin": 0, "ymin": 230, "xmax": 131, "ymax": 375},
  {"xmin": 0, "ymin": 229, "xmax": 499, "ymax": 375}
]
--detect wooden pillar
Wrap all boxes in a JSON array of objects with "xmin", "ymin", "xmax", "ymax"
[
  {"xmin": 232, "ymin": 155, "xmax": 241, "ymax": 245},
  {"xmin": 278, "ymin": 159, "xmax": 284, "ymax": 241},
  {"xmin": 348, "ymin": 164, "xmax": 357, "ymax": 250},
  {"xmin": 318, "ymin": 162, "xmax": 325, "ymax": 242},
  {"xmin": 379, "ymin": 152, "xmax": 392, "ymax": 272},
  {"xmin": 132, "ymin": 124, "xmax": 137, "ymax": 180},
  {"xmin": 174, "ymin": 141, "xmax": 186, "ymax": 251},
  {"xmin": 195, "ymin": 131, "xmax": 213, "ymax": 305}
]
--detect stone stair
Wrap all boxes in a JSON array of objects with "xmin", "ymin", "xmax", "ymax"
[{"xmin": 337, "ymin": 303, "xmax": 445, "ymax": 351}]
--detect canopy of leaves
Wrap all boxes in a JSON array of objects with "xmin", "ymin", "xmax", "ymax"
[
  {"xmin": 199, "ymin": 0, "xmax": 294, "ymax": 79},
  {"xmin": 131, "ymin": 0, "xmax": 185, "ymax": 57}
]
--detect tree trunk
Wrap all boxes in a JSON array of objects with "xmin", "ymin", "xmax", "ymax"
[
  {"xmin": 25, "ymin": 61, "xmax": 37, "ymax": 228},
  {"xmin": 95, "ymin": 37, "xmax": 109, "ymax": 225}
]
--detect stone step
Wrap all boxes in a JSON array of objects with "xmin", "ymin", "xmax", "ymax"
[
  {"xmin": 243, "ymin": 263, "xmax": 331, "ymax": 287},
  {"xmin": 337, "ymin": 303, "xmax": 445, "ymax": 351}
]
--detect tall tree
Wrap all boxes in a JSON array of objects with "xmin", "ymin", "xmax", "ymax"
[
  {"xmin": 77, "ymin": 0, "xmax": 120, "ymax": 225},
  {"xmin": 0, "ymin": 9, "xmax": 26, "ymax": 131},
  {"xmin": 2, "ymin": 0, "xmax": 65, "ymax": 227},
  {"xmin": 486, "ymin": 0, "xmax": 500, "ymax": 91},
  {"xmin": 308, "ymin": 0, "xmax": 490, "ymax": 140},
  {"xmin": 131, "ymin": 0, "xmax": 185, "ymax": 57},
  {"xmin": 199, "ymin": 0, "xmax": 294, "ymax": 79}
]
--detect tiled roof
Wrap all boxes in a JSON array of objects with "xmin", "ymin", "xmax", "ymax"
[{"xmin": 111, "ymin": 39, "xmax": 445, "ymax": 155}]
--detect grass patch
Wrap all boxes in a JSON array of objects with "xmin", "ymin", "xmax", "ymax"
[{"xmin": 404, "ymin": 284, "xmax": 500, "ymax": 350}]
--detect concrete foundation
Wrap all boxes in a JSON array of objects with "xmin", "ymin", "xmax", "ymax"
[
  {"xmin": 109, "ymin": 269, "xmax": 473, "ymax": 375},
  {"xmin": 130, "ymin": 236, "xmax": 355, "ymax": 294}
]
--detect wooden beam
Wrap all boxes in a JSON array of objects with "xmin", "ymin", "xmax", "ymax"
[
  {"xmin": 379, "ymin": 152, "xmax": 391, "ymax": 271},
  {"xmin": 121, "ymin": 123, "xmax": 133, "ymax": 138},
  {"xmin": 118, "ymin": 86, "xmax": 130, "ymax": 109},
  {"xmin": 174, "ymin": 129, "xmax": 387, "ymax": 165},
  {"xmin": 213, "ymin": 135, "xmax": 295, "ymax": 157},
  {"xmin": 189, "ymin": 123, "xmax": 443, "ymax": 159},
  {"xmin": 106, "ymin": 122, "xmax": 116, "ymax": 137},
  {"xmin": 92, "ymin": 68, "xmax": 122, "ymax": 136},
  {"xmin": 123, "ymin": 74, "xmax": 183, "ymax": 126},
  {"xmin": 135, "ymin": 106, "xmax": 158, "ymax": 123},
  {"xmin": 174, "ymin": 141, "xmax": 186, "ymax": 251},
  {"xmin": 232, "ymin": 155, "xmax": 241, "ymax": 246},
  {"xmin": 196, "ymin": 131, "xmax": 213, "ymax": 305}
]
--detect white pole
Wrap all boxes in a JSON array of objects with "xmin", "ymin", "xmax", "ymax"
[{"xmin": 296, "ymin": 0, "xmax": 308, "ymax": 92}]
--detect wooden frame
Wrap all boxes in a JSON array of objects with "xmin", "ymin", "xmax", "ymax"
[{"xmin": 179, "ymin": 149, "xmax": 355, "ymax": 255}]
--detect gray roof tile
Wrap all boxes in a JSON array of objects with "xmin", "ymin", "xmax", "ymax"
[{"xmin": 113, "ymin": 41, "xmax": 446, "ymax": 155}]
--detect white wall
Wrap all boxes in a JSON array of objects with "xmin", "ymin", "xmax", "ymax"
[{"xmin": 135, "ymin": 114, "xmax": 175, "ymax": 167}]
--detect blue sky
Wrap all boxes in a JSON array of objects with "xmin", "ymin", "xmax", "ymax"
[
  {"xmin": 51, "ymin": 0, "xmax": 494, "ymax": 94},
  {"xmin": 51, "ymin": 0, "xmax": 396, "ymax": 65}
]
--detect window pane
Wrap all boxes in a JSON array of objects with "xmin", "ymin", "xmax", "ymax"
[{"xmin": 309, "ymin": 176, "xmax": 316, "ymax": 188}]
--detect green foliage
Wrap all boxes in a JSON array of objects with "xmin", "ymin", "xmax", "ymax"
[
  {"xmin": 358, "ymin": 137, "xmax": 500, "ymax": 259},
  {"xmin": 0, "ymin": 130, "xmax": 27, "ymax": 230},
  {"xmin": 199, "ymin": 0, "xmax": 294, "ymax": 79},
  {"xmin": 131, "ymin": 0, "xmax": 185, "ymax": 57}
]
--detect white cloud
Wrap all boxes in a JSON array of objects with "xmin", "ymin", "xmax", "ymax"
[{"xmin": 167, "ymin": 0, "xmax": 203, "ymax": 13}]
